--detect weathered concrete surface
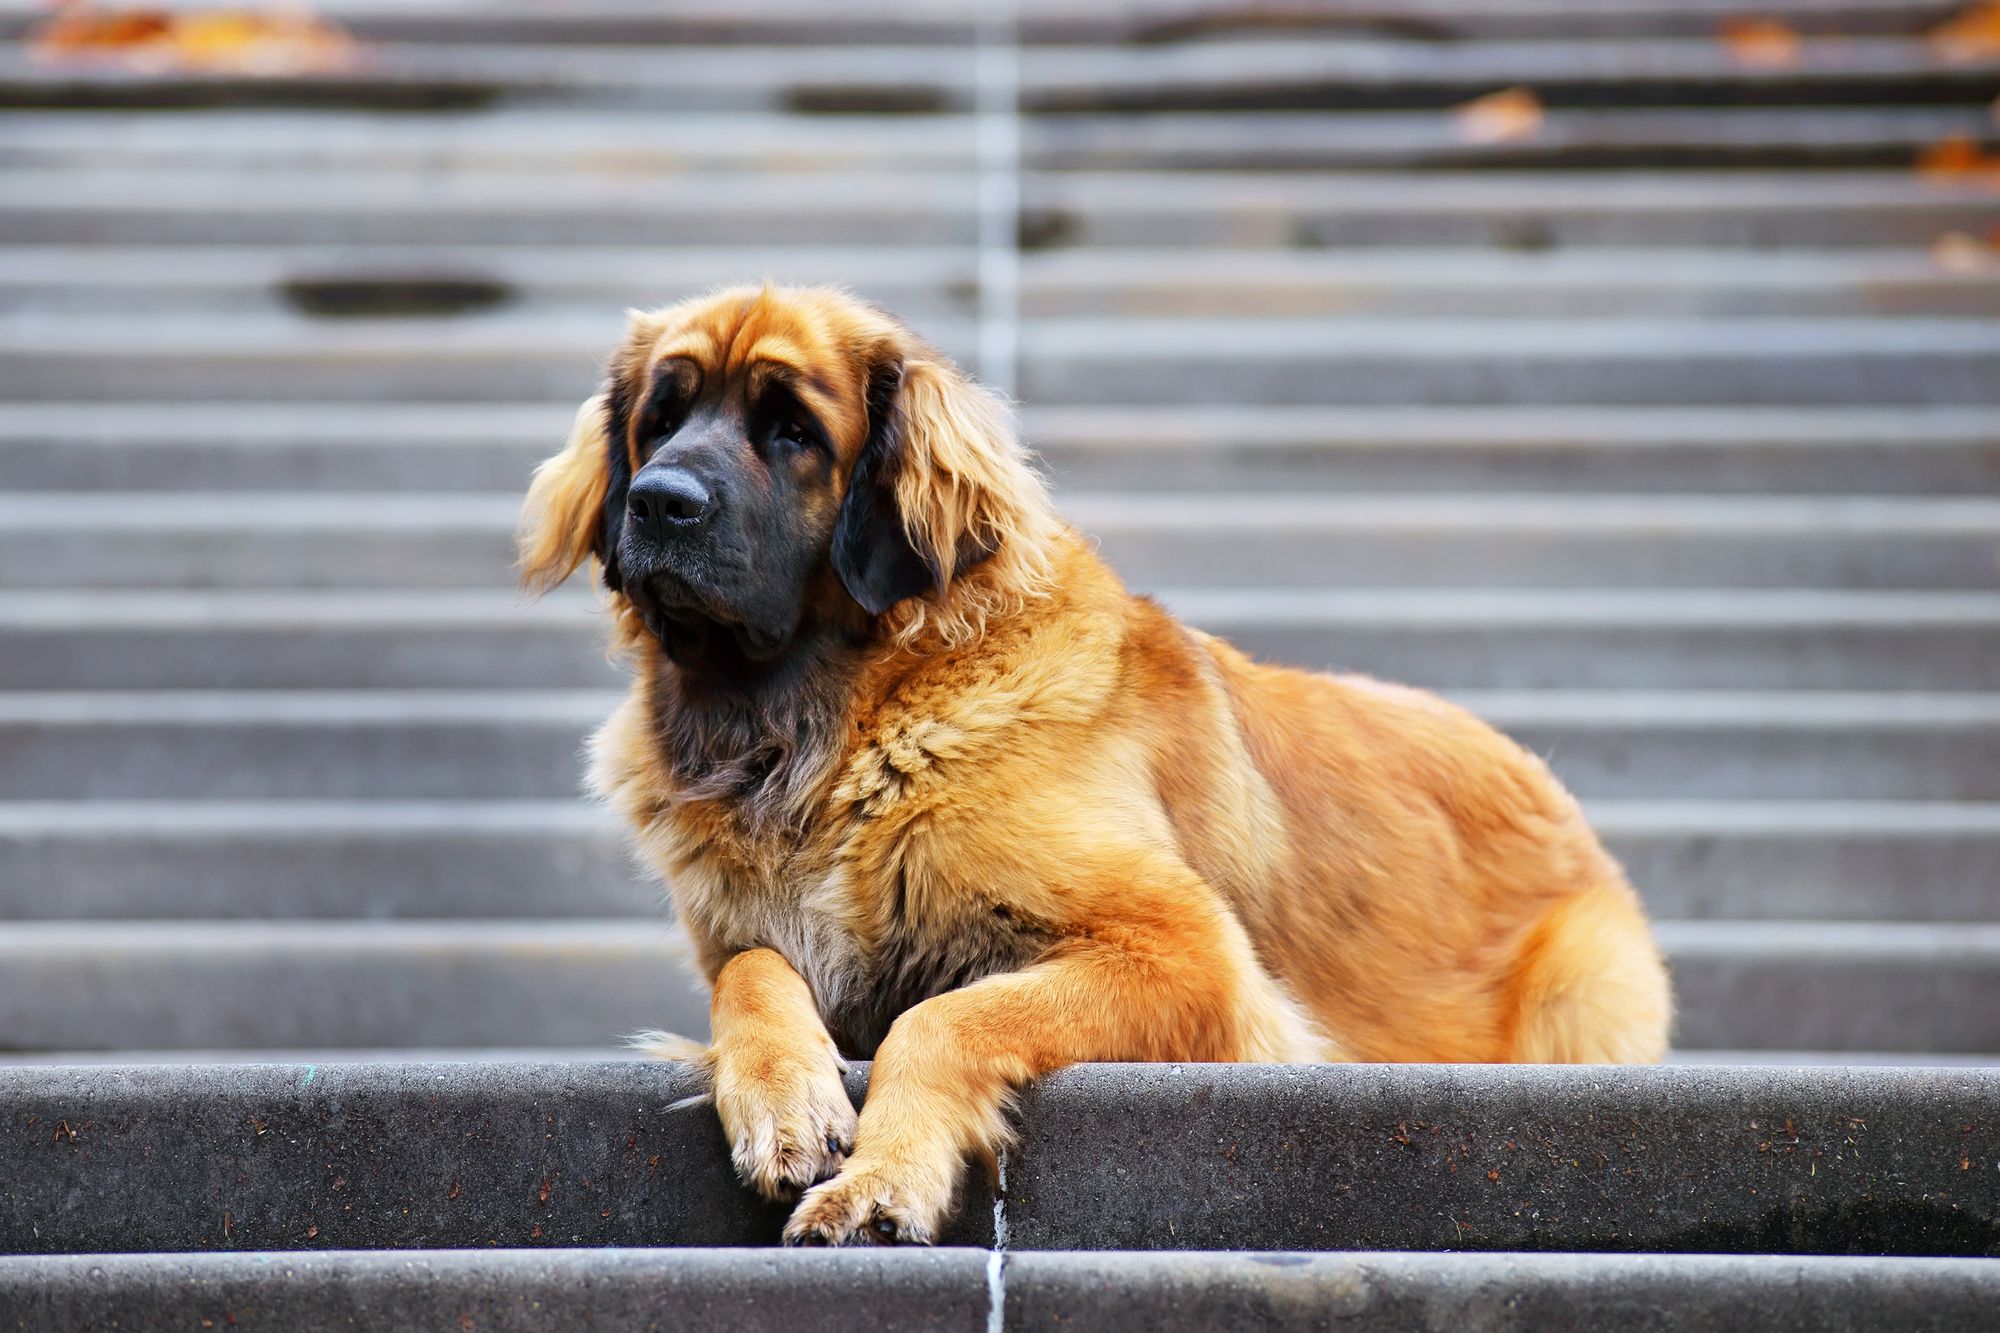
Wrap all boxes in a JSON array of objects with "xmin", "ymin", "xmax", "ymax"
[
  {"xmin": 1002, "ymin": 1251, "xmax": 2000, "ymax": 1332},
  {"xmin": 0, "ymin": 1062, "xmax": 993, "ymax": 1255},
  {"xmin": 4, "ymin": 1249, "xmax": 1998, "ymax": 1332},
  {"xmin": 0, "ymin": 1248, "xmax": 992, "ymax": 1333},
  {"xmin": 3, "ymin": 1063, "xmax": 1990, "ymax": 1258},
  {"xmin": 1003, "ymin": 1064, "xmax": 2000, "ymax": 1256}
]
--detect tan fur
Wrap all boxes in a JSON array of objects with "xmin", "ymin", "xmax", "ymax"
[{"xmin": 519, "ymin": 285, "xmax": 1674, "ymax": 1246}]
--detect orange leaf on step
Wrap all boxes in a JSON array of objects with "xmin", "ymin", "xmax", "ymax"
[
  {"xmin": 1451, "ymin": 87, "xmax": 1545, "ymax": 145},
  {"xmin": 1932, "ymin": 1, "xmax": 2000, "ymax": 61},
  {"xmin": 27, "ymin": 5, "xmax": 355, "ymax": 75},
  {"xmin": 28, "ymin": 7, "xmax": 173, "ymax": 57},
  {"xmin": 1917, "ymin": 133, "xmax": 2000, "ymax": 186},
  {"xmin": 1718, "ymin": 17, "xmax": 1803, "ymax": 68}
]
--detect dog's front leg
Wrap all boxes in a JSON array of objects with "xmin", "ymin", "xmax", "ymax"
[
  {"xmin": 783, "ymin": 882, "xmax": 1316, "ymax": 1246},
  {"xmin": 699, "ymin": 947, "xmax": 856, "ymax": 1203}
]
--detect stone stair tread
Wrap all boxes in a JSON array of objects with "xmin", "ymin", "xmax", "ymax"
[
  {"xmin": 7, "ymin": 794, "xmax": 1996, "ymax": 835},
  {"xmin": 5, "ymin": 35, "xmax": 1994, "ymax": 116},
  {"xmin": 0, "ymin": 0, "xmax": 1967, "ymax": 43},
  {"xmin": 3, "ymin": 689, "xmax": 1991, "ymax": 802},
  {"xmin": 5, "ymin": 685, "xmax": 1997, "ymax": 723},
  {"xmin": 8, "ymin": 1247, "xmax": 2000, "ymax": 1332},
  {"xmin": 2, "ymin": 797, "xmax": 1992, "ymax": 923},
  {"xmin": 5, "ymin": 1046, "xmax": 1996, "ymax": 1068},
  {"xmin": 7, "ymin": 489, "xmax": 1993, "ymax": 529},
  {"xmin": 0, "ymin": 1061, "xmax": 1992, "ymax": 1251},
  {"xmin": 0, "ymin": 916, "xmax": 1990, "ymax": 1052},
  {"xmin": 8, "ymin": 586, "xmax": 2000, "ymax": 626},
  {"xmin": 14, "ymin": 399, "xmax": 2000, "ymax": 441}
]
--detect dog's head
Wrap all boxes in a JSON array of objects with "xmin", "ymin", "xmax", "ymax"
[{"xmin": 518, "ymin": 285, "xmax": 1053, "ymax": 673}]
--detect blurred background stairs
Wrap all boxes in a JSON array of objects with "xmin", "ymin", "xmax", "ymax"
[{"xmin": 0, "ymin": 0, "xmax": 1996, "ymax": 1066}]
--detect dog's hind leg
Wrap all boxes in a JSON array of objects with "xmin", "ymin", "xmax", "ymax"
[{"xmin": 1506, "ymin": 878, "xmax": 1673, "ymax": 1064}]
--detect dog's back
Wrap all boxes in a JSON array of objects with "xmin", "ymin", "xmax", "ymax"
[{"xmin": 1166, "ymin": 620, "xmax": 1673, "ymax": 1063}]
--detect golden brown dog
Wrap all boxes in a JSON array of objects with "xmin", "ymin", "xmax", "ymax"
[{"xmin": 517, "ymin": 285, "xmax": 1673, "ymax": 1246}]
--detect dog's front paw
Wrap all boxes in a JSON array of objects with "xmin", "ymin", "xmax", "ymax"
[
  {"xmin": 714, "ymin": 1049, "xmax": 856, "ymax": 1204},
  {"xmin": 782, "ymin": 1162, "xmax": 948, "ymax": 1247}
]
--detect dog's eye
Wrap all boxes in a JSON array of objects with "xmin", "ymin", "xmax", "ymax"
[{"xmin": 772, "ymin": 420, "xmax": 815, "ymax": 453}]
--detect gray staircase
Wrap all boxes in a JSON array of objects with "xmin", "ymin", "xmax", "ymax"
[
  {"xmin": 0, "ymin": 1, "xmax": 1997, "ymax": 1323},
  {"xmin": 0, "ymin": 0, "xmax": 1995, "ymax": 1067},
  {"xmin": 2, "ymin": 1063, "xmax": 1996, "ymax": 1328}
]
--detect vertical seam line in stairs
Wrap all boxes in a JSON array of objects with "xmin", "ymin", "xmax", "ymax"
[
  {"xmin": 986, "ymin": 1147, "xmax": 1009, "ymax": 1333},
  {"xmin": 974, "ymin": 0, "xmax": 1021, "ymax": 400}
]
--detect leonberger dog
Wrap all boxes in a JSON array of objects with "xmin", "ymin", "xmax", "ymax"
[{"xmin": 517, "ymin": 285, "xmax": 1673, "ymax": 1246}]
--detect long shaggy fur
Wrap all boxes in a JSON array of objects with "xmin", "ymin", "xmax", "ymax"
[{"xmin": 518, "ymin": 285, "xmax": 1674, "ymax": 1247}]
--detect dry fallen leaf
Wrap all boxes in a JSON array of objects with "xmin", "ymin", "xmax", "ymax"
[
  {"xmin": 28, "ymin": 4, "xmax": 355, "ymax": 75},
  {"xmin": 1917, "ymin": 133, "xmax": 2000, "ymax": 186},
  {"xmin": 1452, "ymin": 86, "xmax": 1545, "ymax": 145},
  {"xmin": 1932, "ymin": 1, "xmax": 2000, "ymax": 61},
  {"xmin": 1930, "ymin": 230, "xmax": 1994, "ymax": 272},
  {"xmin": 1719, "ymin": 17, "xmax": 1804, "ymax": 68}
]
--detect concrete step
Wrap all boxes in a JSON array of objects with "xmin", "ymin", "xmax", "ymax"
[
  {"xmin": 8, "ymin": 403, "xmax": 1996, "ymax": 496},
  {"xmin": 1028, "ymin": 406, "xmax": 2000, "ymax": 495},
  {"xmin": 1018, "ymin": 39, "xmax": 2000, "ymax": 113},
  {"xmin": 0, "ymin": 0, "xmax": 1961, "ymax": 44},
  {"xmin": 3, "ymin": 590, "xmax": 1994, "ymax": 691},
  {"xmin": 1076, "ymin": 495, "xmax": 2000, "ymax": 590},
  {"xmin": 2, "ymin": 688, "xmax": 1995, "ymax": 802},
  {"xmin": 0, "ymin": 690, "xmax": 615, "ymax": 800},
  {"xmin": 4, "ymin": 106, "xmax": 1988, "ymax": 174},
  {"xmin": 2, "ymin": 799, "xmax": 1994, "ymax": 925},
  {"xmin": 1025, "ymin": 107, "xmax": 2000, "ymax": 171},
  {"xmin": 0, "ymin": 169, "xmax": 981, "ymax": 245},
  {"xmin": 10, "ymin": 493, "xmax": 1994, "ymax": 591},
  {"xmin": 0, "ymin": 43, "xmax": 982, "ymax": 114},
  {"xmin": 1019, "ymin": 249, "xmax": 2000, "ymax": 319},
  {"xmin": 0, "ymin": 921, "xmax": 706, "ymax": 1052},
  {"xmin": 9, "ymin": 313, "xmax": 1990, "ymax": 406},
  {"xmin": 7, "ymin": 37, "xmax": 1993, "ymax": 115},
  {"xmin": 0, "ymin": 111, "xmax": 980, "ymax": 172},
  {"xmin": 1, "ymin": 794, "xmax": 1995, "ymax": 922},
  {"xmin": 1597, "ymin": 801, "xmax": 2000, "ymax": 924},
  {"xmin": 0, "ymin": 0, "xmax": 987, "ymax": 46},
  {"xmin": 6, "ymin": 169, "xmax": 1990, "ymax": 250},
  {"xmin": 0, "ymin": 800, "xmax": 651, "ymax": 921},
  {"xmin": 0, "ymin": 314, "xmax": 982, "ymax": 400},
  {"xmin": 10, "ymin": 246, "xmax": 1997, "ymax": 320},
  {"xmin": 0, "ymin": 244, "xmax": 980, "ymax": 318},
  {"xmin": 1025, "ymin": 170, "xmax": 2000, "ymax": 249},
  {"xmin": 0, "ymin": 1062, "xmax": 1991, "ymax": 1252},
  {"xmin": 1018, "ymin": 318, "xmax": 2000, "ymax": 407},
  {"xmin": 9, "ymin": 1249, "xmax": 1999, "ymax": 1333},
  {"xmin": 1020, "ymin": 0, "xmax": 2000, "ymax": 43},
  {"xmin": 1662, "ymin": 920, "xmax": 2000, "ymax": 1052},
  {"xmin": 1007, "ymin": 1062, "xmax": 2000, "ymax": 1249},
  {"xmin": 6, "ymin": 1046, "xmax": 1994, "ymax": 1068}
]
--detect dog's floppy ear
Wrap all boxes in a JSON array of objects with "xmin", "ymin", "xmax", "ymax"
[
  {"xmin": 832, "ymin": 348, "xmax": 1048, "ymax": 616},
  {"xmin": 518, "ymin": 361, "xmax": 637, "ymax": 595},
  {"xmin": 833, "ymin": 348, "xmax": 1054, "ymax": 633},
  {"xmin": 832, "ymin": 360, "xmax": 934, "ymax": 615}
]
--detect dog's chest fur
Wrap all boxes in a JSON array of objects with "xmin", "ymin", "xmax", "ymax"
[
  {"xmin": 597, "ymin": 671, "xmax": 1048, "ymax": 1059},
  {"xmin": 680, "ymin": 838, "xmax": 1043, "ymax": 1057}
]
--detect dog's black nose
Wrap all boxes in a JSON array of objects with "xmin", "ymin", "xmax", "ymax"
[{"xmin": 627, "ymin": 467, "xmax": 714, "ymax": 533}]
